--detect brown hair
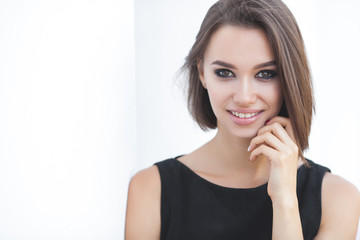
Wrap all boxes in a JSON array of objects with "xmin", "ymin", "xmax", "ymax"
[{"xmin": 183, "ymin": 0, "xmax": 314, "ymax": 162}]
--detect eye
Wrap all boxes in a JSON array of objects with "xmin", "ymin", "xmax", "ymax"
[
  {"xmin": 255, "ymin": 70, "xmax": 277, "ymax": 80},
  {"xmin": 214, "ymin": 69, "xmax": 235, "ymax": 78}
]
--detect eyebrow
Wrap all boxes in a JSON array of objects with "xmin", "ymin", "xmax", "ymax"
[
  {"xmin": 211, "ymin": 60, "xmax": 236, "ymax": 69},
  {"xmin": 211, "ymin": 60, "xmax": 276, "ymax": 69},
  {"xmin": 254, "ymin": 61, "xmax": 276, "ymax": 69}
]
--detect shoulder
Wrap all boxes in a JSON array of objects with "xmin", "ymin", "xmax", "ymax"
[
  {"xmin": 322, "ymin": 173, "xmax": 360, "ymax": 212},
  {"xmin": 129, "ymin": 165, "xmax": 161, "ymax": 191},
  {"xmin": 127, "ymin": 165, "xmax": 161, "ymax": 214},
  {"xmin": 315, "ymin": 172, "xmax": 360, "ymax": 239},
  {"xmin": 321, "ymin": 173, "xmax": 360, "ymax": 212},
  {"xmin": 127, "ymin": 165, "xmax": 161, "ymax": 207},
  {"xmin": 125, "ymin": 165, "xmax": 161, "ymax": 240}
]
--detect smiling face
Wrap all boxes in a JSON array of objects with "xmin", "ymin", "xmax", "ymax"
[{"xmin": 198, "ymin": 25, "xmax": 283, "ymax": 139}]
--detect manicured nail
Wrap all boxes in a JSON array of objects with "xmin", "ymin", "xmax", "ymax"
[
  {"xmin": 265, "ymin": 119, "xmax": 271, "ymax": 125},
  {"xmin": 247, "ymin": 146, "xmax": 251, "ymax": 152}
]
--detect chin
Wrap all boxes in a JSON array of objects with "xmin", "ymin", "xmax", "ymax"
[
  {"xmin": 225, "ymin": 126, "xmax": 260, "ymax": 140},
  {"xmin": 234, "ymin": 130, "xmax": 259, "ymax": 139},
  {"xmin": 217, "ymin": 117, "xmax": 266, "ymax": 139}
]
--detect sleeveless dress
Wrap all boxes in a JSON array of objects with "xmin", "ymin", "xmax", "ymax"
[{"xmin": 155, "ymin": 157, "xmax": 330, "ymax": 240}]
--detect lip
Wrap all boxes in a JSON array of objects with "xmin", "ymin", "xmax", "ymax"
[
  {"xmin": 227, "ymin": 109, "xmax": 264, "ymax": 125},
  {"xmin": 229, "ymin": 108, "xmax": 262, "ymax": 114}
]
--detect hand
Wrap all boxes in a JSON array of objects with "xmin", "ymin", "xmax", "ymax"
[{"xmin": 248, "ymin": 116, "xmax": 299, "ymax": 204}]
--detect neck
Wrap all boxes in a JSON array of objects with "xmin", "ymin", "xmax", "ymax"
[{"xmin": 205, "ymin": 127, "xmax": 269, "ymax": 174}]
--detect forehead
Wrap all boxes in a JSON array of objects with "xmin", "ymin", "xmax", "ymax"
[{"xmin": 203, "ymin": 25, "xmax": 274, "ymax": 68}]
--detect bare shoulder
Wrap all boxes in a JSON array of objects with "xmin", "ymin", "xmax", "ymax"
[
  {"xmin": 127, "ymin": 165, "xmax": 161, "ymax": 204},
  {"xmin": 125, "ymin": 165, "xmax": 161, "ymax": 240},
  {"xmin": 322, "ymin": 173, "xmax": 360, "ymax": 207},
  {"xmin": 315, "ymin": 172, "xmax": 360, "ymax": 240},
  {"xmin": 129, "ymin": 165, "xmax": 161, "ymax": 191}
]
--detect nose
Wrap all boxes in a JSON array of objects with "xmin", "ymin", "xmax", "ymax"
[{"xmin": 233, "ymin": 76, "xmax": 256, "ymax": 105}]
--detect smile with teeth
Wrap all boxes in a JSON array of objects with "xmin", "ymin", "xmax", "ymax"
[{"xmin": 230, "ymin": 111, "xmax": 262, "ymax": 119}]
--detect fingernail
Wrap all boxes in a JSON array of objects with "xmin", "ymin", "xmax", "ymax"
[
  {"xmin": 247, "ymin": 146, "xmax": 251, "ymax": 152},
  {"xmin": 265, "ymin": 119, "xmax": 271, "ymax": 125}
]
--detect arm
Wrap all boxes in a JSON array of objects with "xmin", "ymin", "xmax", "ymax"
[
  {"xmin": 249, "ymin": 116, "xmax": 303, "ymax": 239},
  {"xmin": 314, "ymin": 173, "xmax": 360, "ymax": 240},
  {"xmin": 271, "ymin": 196, "xmax": 303, "ymax": 240},
  {"xmin": 125, "ymin": 166, "xmax": 161, "ymax": 240}
]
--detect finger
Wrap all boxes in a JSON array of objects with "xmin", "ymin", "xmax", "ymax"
[
  {"xmin": 249, "ymin": 144, "xmax": 278, "ymax": 162},
  {"xmin": 265, "ymin": 116, "xmax": 295, "ymax": 140},
  {"xmin": 257, "ymin": 122, "xmax": 294, "ymax": 145},
  {"xmin": 248, "ymin": 131, "xmax": 286, "ymax": 153}
]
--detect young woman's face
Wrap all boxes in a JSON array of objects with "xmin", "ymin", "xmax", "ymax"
[{"xmin": 199, "ymin": 25, "xmax": 283, "ymax": 139}]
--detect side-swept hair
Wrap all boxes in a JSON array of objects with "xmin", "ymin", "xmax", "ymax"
[{"xmin": 182, "ymin": 0, "xmax": 314, "ymax": 162}]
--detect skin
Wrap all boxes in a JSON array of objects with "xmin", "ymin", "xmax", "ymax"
[{"xmin": 125, "ymin": 25, "xmax": 360, "ymax": 240}]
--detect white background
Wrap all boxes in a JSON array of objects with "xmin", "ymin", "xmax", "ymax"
[{"xmin": 0, "ymin": 0, "xmax": 359, "ymax": 239}]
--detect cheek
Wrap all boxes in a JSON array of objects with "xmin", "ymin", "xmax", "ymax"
[
  {"xmin": 207, "ymin": 86, "xmax": 226, "ymax": 110},
  {"xmin": 270, "ymin": 83, "xmax": 283, "ymax": 111},
  {"xmin": 258, "ymin": 81, "xmax": 283, "ymax": 109},
  {"xmin": 205, "ymin": 81, "xmax": 232, "ymax": 113}
]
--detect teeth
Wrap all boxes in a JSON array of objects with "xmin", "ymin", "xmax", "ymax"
[{"xmin": 231, "ymin": 111, "xmax": 259, "ymax": 118}]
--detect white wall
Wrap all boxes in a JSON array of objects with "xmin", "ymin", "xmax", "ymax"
[
  {"xmin": 133, "ymin": 0, "xmax": 218, "ymax": 171},
  {"xmin": 0, "ymin": 0, "xmax": 135, "ymax": 239},
  {"xmin": 284, "ymin": 0, "xmax": 360, "ymax": 188}
]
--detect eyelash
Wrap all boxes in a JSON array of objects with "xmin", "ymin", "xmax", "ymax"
[
  {"xmin": 214, "ymin": 69, "xmax": 278, "ymax": 80},
  {"xmin": 214, "ymin": 69, "xmax": 235, "ymax": 78},
  {"xmin": 255, "ymin": 70, "xmax": 278, "ymax": 80}
]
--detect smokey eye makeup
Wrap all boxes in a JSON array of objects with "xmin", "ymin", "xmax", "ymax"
[
  {"xmin": 213, "ymin": 67, "xmax": 278, "ymax": 80},
  {"xmin": 255, "ymin": 70, "xmax": 278, "ymax": 80},
  {"xmin": 214, "ymin": 68, "xmax": 236, "ymax": 78}
]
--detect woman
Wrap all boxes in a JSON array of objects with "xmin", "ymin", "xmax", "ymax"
[{"xmin": 125, "ymin": 0, "xmax": 360, "ymax": 239}]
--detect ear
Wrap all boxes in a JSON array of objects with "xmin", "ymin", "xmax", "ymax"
[{"xmin": 197, "ymin": 60, "xmax": 207, "ymax": 89}]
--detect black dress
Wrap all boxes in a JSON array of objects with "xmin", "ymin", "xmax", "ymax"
[{"xmin": 155, "ymin": 157, "xmax": 330, "ymax": 240}]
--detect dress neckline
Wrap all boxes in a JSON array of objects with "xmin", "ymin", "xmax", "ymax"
[{"xmin": 174, "ymin": 156, "xmax": 307, "ymax": 192}]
